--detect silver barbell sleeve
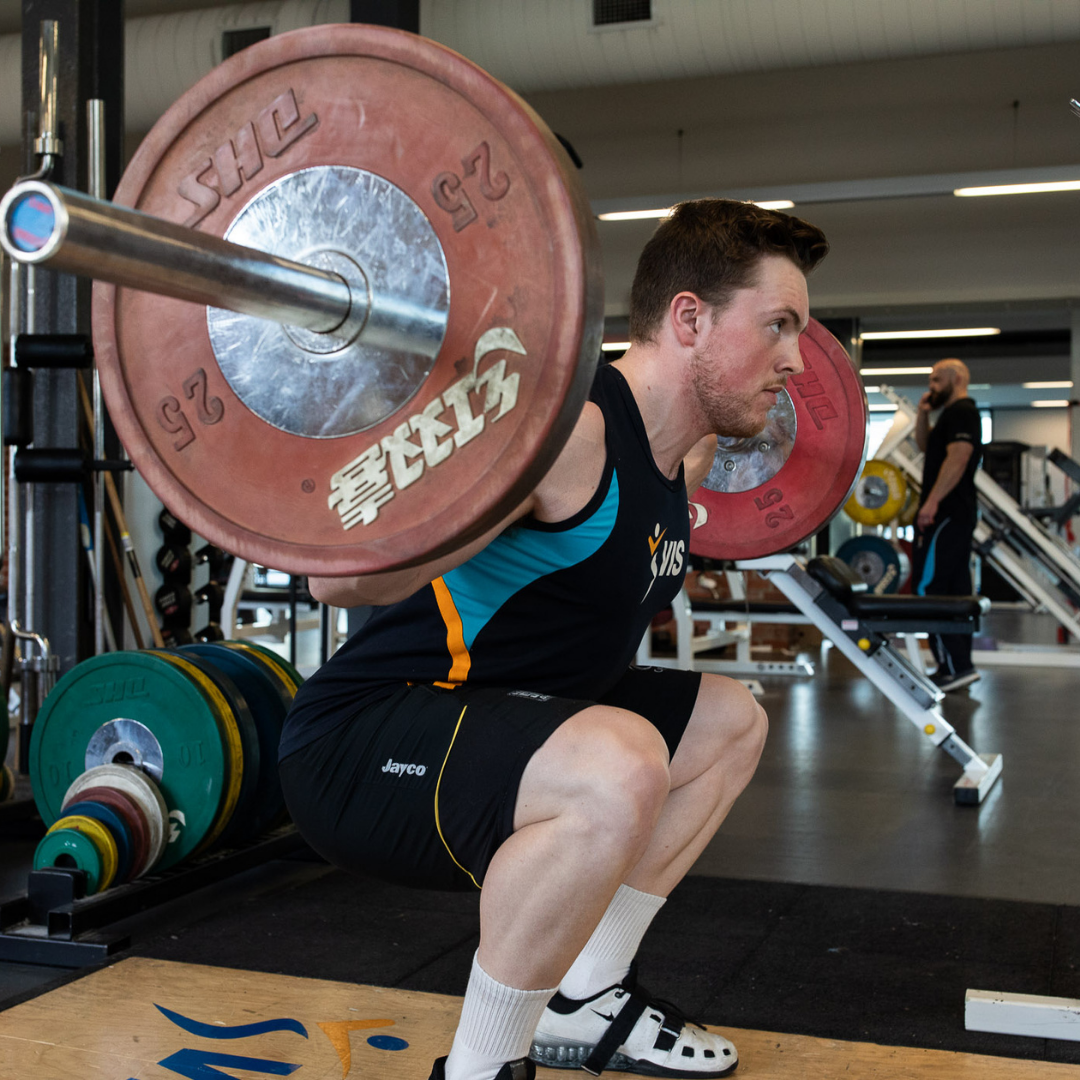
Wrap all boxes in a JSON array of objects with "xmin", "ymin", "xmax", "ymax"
[{"xmin": 0, "ymin": 180, "xmax": 366, "ymax": 342}]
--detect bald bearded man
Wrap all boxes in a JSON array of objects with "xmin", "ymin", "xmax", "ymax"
[{"xmin": 912, "ymin": 358, "xmax": 983, "ymax": 691}]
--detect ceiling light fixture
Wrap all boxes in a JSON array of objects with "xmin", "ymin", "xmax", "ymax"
[
  {"xmin": 955, "ymin": 180, "xmax": 1080, "ymax": 197},
  {"xmin": 860, "ymin": 328, "xmax": 1000, "ymax": 341},
  {"xmin": 597, "ymin": 199, "xmax": 794, "ymax": 222},
  {"xmin": 1031, "ymin": 400, "xmax": 1071, "ymax": 408},
  {"xmin": 601, "ymin": 341, "xmax": 631, "ymax": 352},
  {"xmin": 868, "ymin": 404, "xmax": 899, "ymax": 412},
  {"xmin": 1023, "ymin": 381, "xmax": 1073, "ymax": 389},
  {"xmin": 861, "ymin": 366, "xmax": 934, "ymax": 376},
  {"xmin": 597, "ymin": 208, "xmax": 670, "ymax": 221}
]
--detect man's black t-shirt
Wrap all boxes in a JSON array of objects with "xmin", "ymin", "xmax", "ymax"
[{"xmin": 921, "ymin": 398, "xmax": 982, "ymax": 520}]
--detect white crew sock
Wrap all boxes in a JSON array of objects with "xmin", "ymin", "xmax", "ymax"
[
  {"xmin": 557, "ymin": 884, "xmax": 666, "ymax": 1001},
  {"xmin": 444, "ymin": 952, "xmax": 556, "ymax": 1080}
]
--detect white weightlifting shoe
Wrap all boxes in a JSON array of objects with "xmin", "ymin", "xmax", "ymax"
[{"xmin": 530, "ymin": 967, "xmax": 737, "ymax": 1077}]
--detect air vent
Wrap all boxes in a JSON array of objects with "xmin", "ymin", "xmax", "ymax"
[
  {"xmin": 222, "ymin": 26, "xmax": 272, "ymax": 60},
  {"xmin": 593, "ymin": 0, "xmax": 652, "ymax": 28}
]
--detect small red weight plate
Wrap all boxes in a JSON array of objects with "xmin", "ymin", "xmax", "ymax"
[
  {"xmin": 689, "ymin": 318, "xmax": 868, "ymax": 561},
  {"xmin": 93, "ymin": 24, "xmax": 602, "ymax": 576},
  {"xmin": 67, "ymin": 785, "xmax": 151, "ymax": 881}
]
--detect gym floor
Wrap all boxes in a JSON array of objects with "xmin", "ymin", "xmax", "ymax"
[{"xmin": 2, "ymin": 605, "xmax": 1080, "ymax": 1076}]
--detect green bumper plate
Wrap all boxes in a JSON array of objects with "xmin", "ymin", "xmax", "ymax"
[{"xmin": 29, "ymin": 652, "xmax": 231, "ymax": 870}]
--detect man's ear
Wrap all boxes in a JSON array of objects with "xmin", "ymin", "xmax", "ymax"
[{"xmin": 670, "ymin": 292, "xmax": 706, "ymax": 348}]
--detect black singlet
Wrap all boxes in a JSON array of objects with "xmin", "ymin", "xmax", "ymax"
[{"xmin": 279, "ymin": 363, "xmax": 691, "ymax": 759}]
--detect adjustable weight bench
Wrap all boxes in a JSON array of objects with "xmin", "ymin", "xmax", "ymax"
[{"xmin": 735, "ymin": 553, "xmax": 1002, "ymax": 805}]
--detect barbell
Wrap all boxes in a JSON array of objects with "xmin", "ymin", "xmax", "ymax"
[{"xmin": 1, "ymin": 23, "xmax": 868, "ymax": 575}]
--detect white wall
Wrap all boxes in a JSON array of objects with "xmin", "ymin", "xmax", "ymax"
[{"xmin": 991, "ymin": 408, "xmax": 1070, "ymax": 454}]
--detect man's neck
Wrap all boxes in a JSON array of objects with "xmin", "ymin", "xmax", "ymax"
[{"xmin": 612, "ymin": 348, "xmax": 701, "ymax": 480}]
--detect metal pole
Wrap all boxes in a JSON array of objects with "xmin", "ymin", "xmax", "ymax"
[
  {"xmin": 10, "ymin": 17, "xmax": 65, "ymax": 670},
  {"xmin": 88, "ymin": 100, "xmax": 106, "ymax": 655},
  {"xmin": 34, "ymin": 21, "xmax": 63, "ymax": 163},
  {"xmin": 5, "ymin": 262, "xmax": 18, "ymax": 633},
  {"xmin": 23, "ymin": 263, "xmax": 35, "ymax": 639}
]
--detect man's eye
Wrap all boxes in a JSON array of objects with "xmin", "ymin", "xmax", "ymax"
[{"xmin": 769, "ymin": 321, "xmax": 783, "ymax": 335}]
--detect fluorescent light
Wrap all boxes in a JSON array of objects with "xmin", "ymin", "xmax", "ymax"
[
  {"xmin": 861, "ymin": 385, "xmax": 881, "ymax": 393},
  {"xmin": 861, "ymin": 366, "xmax": 934, "ymax": 376},
  {"xmin": 955, "ymin": 180, "xmax": 1080, "ymax": 197},
  {"xmin": 597, "ymin": 208, "xmax": 671, "ymax": 221},
  {"xmin": 598, "ymin": 199, "xmax": 794, "ymax": 222},
  {"xmin": 1032, "ymin": 400, "xmax": 1071, "ymax": 408},
  {"xmin": 869, "ymin": 404, "xmax": 899, "ymax": 412},
  {"xmin": 1023, "ymin": 381, "xmax": 1073, "ymax": 389},
  {"xmin": 601, "ymin": 341, "xmax": 630, "ymax": 352},
  {"xmin": 859, "ymin": 328, "xmax": 1000, "ymax": 340}
]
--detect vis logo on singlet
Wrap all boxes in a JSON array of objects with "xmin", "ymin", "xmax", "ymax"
[
  {"xmin": 642, "ymin": 523, "xmax": 685, "ymax": 601},
  {"xmin": 382, "ymin": 758, "xmax": 427, "ymax": 777}
]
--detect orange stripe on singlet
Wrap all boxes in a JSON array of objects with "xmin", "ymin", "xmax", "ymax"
[{"xmin": 431, "ymin": 576, "xmax": 471, "ymax": 688}]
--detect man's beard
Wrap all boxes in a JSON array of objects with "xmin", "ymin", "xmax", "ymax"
[
  {"xmin": 690, "ymin": 354, "xmax": 769, "ymax": 439},
  {"xmin": 928, "ymin": 386, "xmax": 951, "ymax": 409}
]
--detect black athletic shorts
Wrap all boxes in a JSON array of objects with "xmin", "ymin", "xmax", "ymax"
[{"xmin": 278, "ymin": 666, "xmax": 702, "ymax": 892}]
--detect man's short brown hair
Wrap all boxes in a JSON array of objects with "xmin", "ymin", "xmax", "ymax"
[{"xmin": 627, "ymin": 199, "xmax": 830, "ymax": 343}]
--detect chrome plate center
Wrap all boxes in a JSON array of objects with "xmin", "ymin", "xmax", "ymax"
[
  {"xmin": 206, "ymin": 165, "xmax": 450, "ymax": 438},
  {"xmin": 85, "ymin": 718, "xmax": 165, "ymax": 784},
  {"xmin": 702, "ymin": 390, "xmax": 797, "ymax": 494}
]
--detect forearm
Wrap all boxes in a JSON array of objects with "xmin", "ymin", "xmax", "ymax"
[{"xmin": 308, "ymin": 566, "xmax": 431, "ymax": 608}]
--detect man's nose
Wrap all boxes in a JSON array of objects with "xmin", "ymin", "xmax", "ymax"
[{"xmin": 785, "ymin": 337, "xmax": 805, "ymax": 376}]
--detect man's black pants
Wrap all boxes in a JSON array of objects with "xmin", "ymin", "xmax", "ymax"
[{"xmin": 910, "ymin": 511, "xmax": 977, "ymax": 676}]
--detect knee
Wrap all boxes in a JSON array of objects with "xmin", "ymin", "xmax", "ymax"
[
  {"xmin": 704, "ymin": 677, "xmax": 769, "ymax": 769},
  {"xmin": 740, "ymin": 690, "xmax": 769, "ymax": 755},
  {"xmin": 567, "ymin": 710, "xmax": 671, "ymax": 837}
]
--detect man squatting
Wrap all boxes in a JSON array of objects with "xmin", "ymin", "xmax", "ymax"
[{"xmin": 278, "ymin": 199, "xmax": 831, "ymax": 1080}]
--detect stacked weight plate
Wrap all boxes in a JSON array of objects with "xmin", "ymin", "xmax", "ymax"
[
  {"xmin": 844, "ymin": 459, "xmax": 909, "ymax": 527},
  {"xmin": 837, "ymin": 535, "xmax": 913, "ymax": 596},
  {"xmin": 29, "ymin": 643, "xmax": 299, "ymax": 893}
]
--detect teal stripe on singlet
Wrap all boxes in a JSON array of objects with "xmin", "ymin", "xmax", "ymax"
[{"xmin": 442, "ymin": 473, "xmax": 620, "ymax": 650}]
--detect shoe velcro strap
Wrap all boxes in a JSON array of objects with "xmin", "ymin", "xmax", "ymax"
[
  {"xmin": 582, "ymin": 990, "xmax": 649, "ymax": 1076},
  {"xmin": 653, "ymin": 1015, "xmax": 682, "ymax": 1053}
]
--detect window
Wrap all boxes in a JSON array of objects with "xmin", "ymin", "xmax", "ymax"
[
  {"xmin": 593, "ymin": 0, "xmax": 652, "ymax": 27},
  {"xmin": 222, "ymin": 27, "xmax": 271, "ymax": 60}
]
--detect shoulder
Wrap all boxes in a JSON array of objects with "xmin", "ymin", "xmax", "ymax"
[
  {"xmin": 946, "ymin": 399, "xmax": 981, "ymax": 435},
  {"xmin": 530, "ymin": 401, "xmax": 608, "ymax": 523}
]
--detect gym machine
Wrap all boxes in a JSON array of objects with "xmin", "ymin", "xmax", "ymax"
[
  {"xmin": 635, "ymin": 567, "xmax": 817, "ymax": 683},
  {"xmin": 877, "ymin": 386, "xmax": 1080, "ymax": 663}
]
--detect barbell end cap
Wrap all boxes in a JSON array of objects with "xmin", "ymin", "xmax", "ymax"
[{"xmin": 0, "ymin": 180, "xmax": 68, "ymax": 265}]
